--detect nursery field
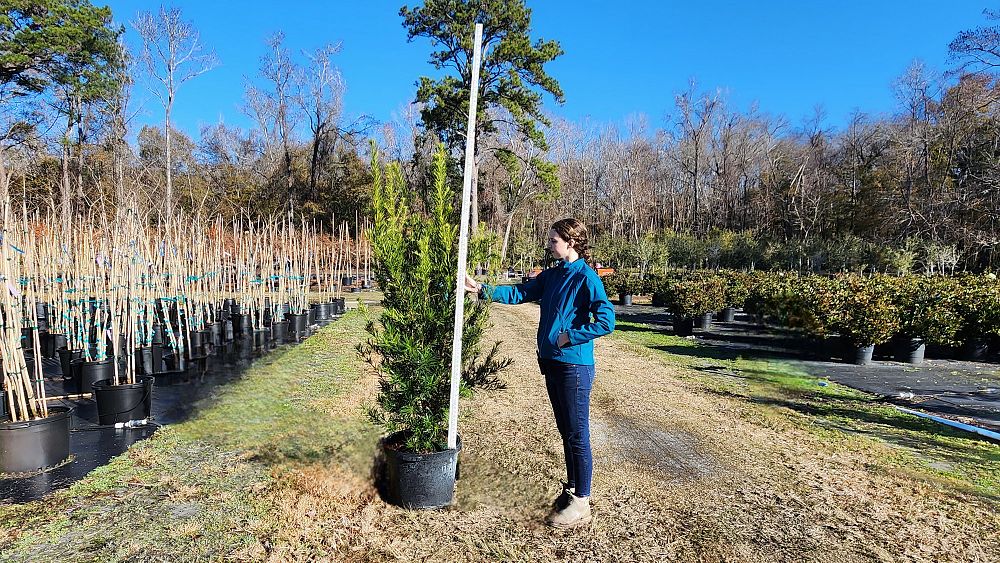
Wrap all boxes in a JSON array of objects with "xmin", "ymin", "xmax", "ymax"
[{"xmin": 1, "ymin": 305, "xmax": 998, "ymax": 562}]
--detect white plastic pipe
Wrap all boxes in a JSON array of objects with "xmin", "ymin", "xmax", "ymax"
[
  {"xmin": 447, "ymin": 23, "xmax": 484, "ymax": 451},
  {"xmin": 894, "ymin": 406, "xmax": 1000, "ymax": 442}
]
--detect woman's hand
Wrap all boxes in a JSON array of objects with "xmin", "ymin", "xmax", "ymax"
[
  {"xmin": 556, "ymin": 332, "xmax": 570, "ymax": 347},
  {"xmin": 464, "ymin": 275, "xmax": 481, "ymax": 294}
]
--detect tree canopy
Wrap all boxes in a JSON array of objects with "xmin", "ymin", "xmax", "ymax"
[
  {"xmin": 0, "ymin": 0, "xmax": 121, "ymax": 99},
  {"xmin": 400, "ymin": 0, "xmax": 564, "ymax": 152},
  {"xmin": 949, "ymin": 9, "xmax": 1000, "ymax": 74}
]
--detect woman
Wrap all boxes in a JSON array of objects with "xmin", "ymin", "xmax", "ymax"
[{"xmin": 465, "ymin": 218, "xmax": 615, "ymax": 529}]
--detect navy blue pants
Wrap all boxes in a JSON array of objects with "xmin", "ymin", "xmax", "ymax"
[{"xmin": 539, "ymin": 358, "xmax": 595, "ymax": 497}]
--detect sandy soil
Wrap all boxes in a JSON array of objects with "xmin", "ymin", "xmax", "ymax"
[{"xmin": 263, "ymin": 305, "xmax": 1000, "ymax": 562}]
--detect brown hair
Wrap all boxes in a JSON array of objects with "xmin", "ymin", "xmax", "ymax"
[{"xmin": 550, "ymin": 218, "xmax": 592, "ymax": 264}]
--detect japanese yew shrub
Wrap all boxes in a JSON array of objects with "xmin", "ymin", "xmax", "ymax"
[{"xmin": 360, "ymin": 144, "xmax": 510, "ymax": 454}]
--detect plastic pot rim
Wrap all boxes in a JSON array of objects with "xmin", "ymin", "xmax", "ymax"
[{"xmin": 0, "ymin": 406, "xmax": 72, "ymax": 430}]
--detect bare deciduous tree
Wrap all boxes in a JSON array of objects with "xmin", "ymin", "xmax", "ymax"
[
  {"xmin": 133, "ymin": 6, "xmax": 218, "ymax": 218},
  {"xmin": 297, "ymin": 43, "xmax": 345, "ymax": 201},
  {"xmin": 675, "ymin": 82, "xmax": 721, "ymax": 233}
]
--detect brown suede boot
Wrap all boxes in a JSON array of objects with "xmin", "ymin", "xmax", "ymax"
[{"xmin": 545, "ymin": 492, "xmax": 592, "ymax": 529}]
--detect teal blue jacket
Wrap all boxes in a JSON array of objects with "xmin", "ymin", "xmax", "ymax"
[{"xmin": 482, "ymin": 258, "xmax": 615, "ymax": 365}]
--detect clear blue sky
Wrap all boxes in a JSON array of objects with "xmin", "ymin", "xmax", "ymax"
[{"xmin": 101, "ymin": 0, "xmax": 990, "ymax": 139}]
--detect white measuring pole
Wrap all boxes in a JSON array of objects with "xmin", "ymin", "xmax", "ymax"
[{"xmin": 447, "ymin": 23, "xmax": 483, "ymax": 450}]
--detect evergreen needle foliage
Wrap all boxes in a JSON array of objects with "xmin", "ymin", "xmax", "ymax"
[{"xmin": 360, "ymin": 142, "xmax": 511, "ymax": 454}]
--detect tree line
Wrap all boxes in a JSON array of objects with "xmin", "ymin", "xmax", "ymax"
[{"xmin": 3, "ymin": 2, "xmax": 1000, "ymax": 271}]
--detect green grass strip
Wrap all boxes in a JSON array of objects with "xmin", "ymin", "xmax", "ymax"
[{"xmin": 1, "ymin": 311, "xmax": 377, "ymax": 561}]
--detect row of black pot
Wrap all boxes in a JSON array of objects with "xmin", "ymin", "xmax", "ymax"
[
  {"xmin": 25, "ymin": 297, "xmax": 348, "ymax": 363},
  {"xmin": 671, "ymin": 311, "xmax": 732, "ymax": 337},
  {"xmin": 0, "ymin": 375, "xmax": 154, "ymax": 475},
  {"xmin": 829, "ymin": 337, "xmax": 991, "ymax": 366},
  {"xmin": 2, "ymin": 299, "xmax": 347, "ymax": 476},
  {"xmin": 667, "ymin": 308, "xmax": 993, "ymax": 366},
  {"xmin": 222, "ymin": 298, "xmax": 346, "ymax": 324},
  {"xmin": 24, "ymin": 297, "xmax": 347, "ymax": 344},
  {"xmin": 338, "ymin": 276, "xmax": 373, "ymax": 290}
]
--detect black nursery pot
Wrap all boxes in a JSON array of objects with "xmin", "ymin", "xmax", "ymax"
[
  {"xmin": 271, "ymin": 320, "xmax": 289, "ymax": 344},
  {"xmin": 673, "ymin": 315, "xmax": 694, "ymax": 337},
  {"xmin": 286, "ymin": 313, "xmax": 307, "ymax": 340},
  {"xmin": 853, "ymin": 344, "xmax": 875, "ymax": 366},
  {"xmin": 696, "ymin": 312, "xmax": 713, "ymax": 331},
  {"xmin": 76, "ymin": 358, "xmax": 115, "ymax": 394},
  {"xmin": 312, "ymin": 303, "xmax": 329, "ymax": 321},
  {"xmin": 35, "ymin": 301, "xmax": 50, "ymax": 331},
  {"xmin": 718, "ymin": 307, "xmax": 736, "ymax": 323},
  {"xmin": 332, "ymin": 297, "xmax": 346, "ymax": 315},
  {"xmin": 91, "ymin": 376, "xmax": 154, "ymax": 425},
  {"xmin": 20, "ymin": 327, "xmax": 33, "ymax": 347},
  {"xmin": 163, "ymin": 351, "xmax": 187, "ymax": 372},
  {"xmin": 0, "ymin": 406, "xmax": 71, "ymax": 474},
  {"xmin": 619, "ymin": 293, "xmax": 633, "ymax": 306},
  {"xmin": 381, "ymin": 432, "xmax": 462, "ymax": 509},
  {"xmin": 197, "ymin": 329, "xmax": 213, "ymax": 354},
  {"xmin": 254, "ymin": 328, "xmax": 269, "ymax": 349},
  {"xmin": 319, "ymin": 302, "xmax": 335, "ymax": 318},
  {"xmin": 293, "ymin": 313, "xmax": 308, "ymax": 339},
  {"xmin": 46, "ymin": 333, "xmax": 68, "ymax": 359},
  {"xmin": 189, "ymin": 330, "xmax": 205, "ymax": 354},
  {"xmin": 57, "ymin": 347, "xmax": 82, "ymax": 377},
  {"xmin": 209, "ymin": 321, "xmax": 224, "ymax": 346},
  {"xmin": 895, "ymin": 337, "xmax": 926, "ymax": 365},
  {"xmin": 960, "ymin": 338, "xmax": 989, "ymax": 362},
  {"xmin": 136, "ymin": 346, "xmax": 164, "ymax": 375},
  {"xmin": 230, "ymin": 314, "xmax": 246, "ymax": 337},
  {"xmin": 151, "ymin": 323, "xmax": 166, "ymax": 346}
]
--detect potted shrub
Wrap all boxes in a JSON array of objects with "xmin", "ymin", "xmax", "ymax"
[
  {"xmin": 642, "ymin": 272, "xmax": 666, "ymax": 300},
  {"xmin": 657, "ymin": 273, "xmax": 725, "ymax": 335},
  {"xmin": 743, "ymin": 270, "xmax": 803, "ymax": 327},
  {"xmin": 742, "ymin": 270, "xmax": 773, "ymax": 325},
  {"xmin": 360, "ymin": 145, "xmax": 509, "ymax": 509},
  {"xmin": 888, "ymin": 276, "xmax": 962, "ymax": 364},
  {"xmin": 952, "ymin": 273, "xmax": 1000, "ymax": 361},
  {"xmin": 602, "ymin": 271, "xmax": 637, "ymax": 306},
  {"xmin": 828, "ymin": 275, "xmax": 901, "ymax": 366},
  {"xmin": 717, "ymin": 270, "xmax": 751, "ymax": 322}
]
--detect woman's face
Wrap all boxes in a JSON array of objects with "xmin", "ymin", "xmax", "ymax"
[{"xmin": 547, "ymin": 229, "xmax": 574, "ymax": 260}]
